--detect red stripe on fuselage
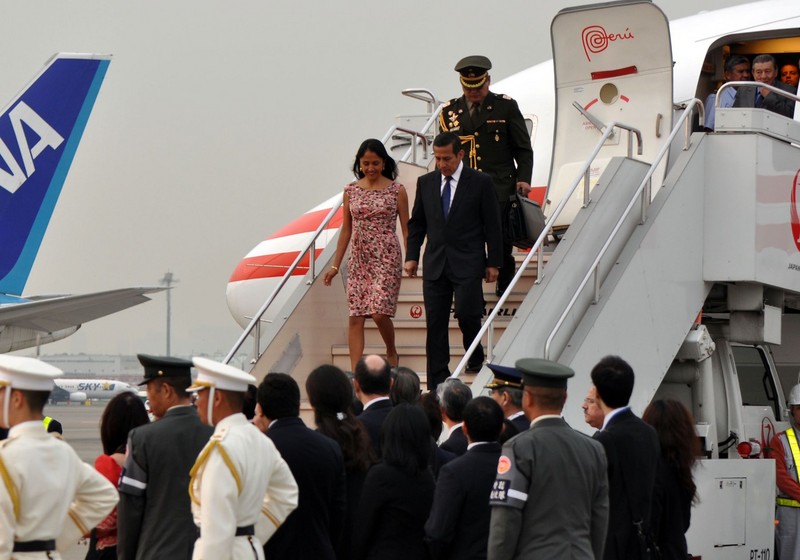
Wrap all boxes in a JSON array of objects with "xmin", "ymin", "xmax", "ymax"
[
  {"xmin": 267, "ymin": 208, "xmax": 344, "ymax": 240},
  {"xmin": 229, "ymin": 249, "xmax": 326, "ymax": 282}
]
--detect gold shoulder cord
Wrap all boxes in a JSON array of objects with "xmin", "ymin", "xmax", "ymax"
[
  {"xmin": 188, "ymin": 440, "xmax": 243, "ymax": 506},
  {"xmin": 0, "ymin": 454, "xmax": 19, "ymax": 520},
  {"xmin": 438, "ymin": 111, "xmax": 477, "ymax": 168}
]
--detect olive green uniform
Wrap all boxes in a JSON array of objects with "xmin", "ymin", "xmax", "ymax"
[{"xmin": 439, "ymin": 91, "xmax": 533, "ymax": 292}]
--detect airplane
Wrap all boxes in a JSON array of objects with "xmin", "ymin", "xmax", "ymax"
[
  {"xmin": 226, "ymin": 0, "xmax": 800, "ymax": 331},
  {"xmin": 50, "ymin": 378, "xmax": 137, "ymax": 403},
  {"xmin": 0, "ymin": 53, "xmax": 164, "ymax": 353}
]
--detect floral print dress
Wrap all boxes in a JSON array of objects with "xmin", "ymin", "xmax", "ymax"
[{"xmin": 345, "ymin": 181, "xmax": 402, "ymax": 317}]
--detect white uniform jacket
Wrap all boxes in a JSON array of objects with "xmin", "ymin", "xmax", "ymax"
[
  {"xmin": 189, "ymin": 413, "xmax": 298, "ymax": 560},
  {"xmin": 0, "ymin": 421, "xmax": 118, "ymax": 559}
]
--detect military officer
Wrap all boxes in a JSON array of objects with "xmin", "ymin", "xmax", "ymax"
[
  {"xmin": 440, "ymin": 55, "xmax": 534, "ymax": 299},
  {"xmin": 487, "ymin": 358, "xmax": 609, "ymax": 559},
  {"xmin": 188, "ymin": 357, "xmax": 298, "ymax": 560},
  {"xmin": 117, "ymin": 355, "xmax": 213, "ymax": 560},
  {"xmin": 0, "ymin": 355, "xmax": 118, "ymax": 558},
  {"xmin": 486, "ymin": 363, "xmax": 529, "ymax": 434}
]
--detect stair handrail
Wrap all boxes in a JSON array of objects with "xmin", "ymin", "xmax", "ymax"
[
  {"xmin": 451, "ymin": 121, "xmax": 644, "ymax": 378},
  {"xmin": 716, "ymin": 81, "xmax": 800, "ymax": 111},
  {"xmin": 225, "ymin": 92, "xmax": 444, "ymax": 365},
  {"xmin": 543, "ymin": 98, "xmax": 704, "ymax": 360},
  {"xmin": 224, "ymin": 194, "xmax": 343, "ymax": 363}
]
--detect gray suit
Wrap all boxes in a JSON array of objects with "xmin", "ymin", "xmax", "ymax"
[
  {"xmin": 118, "ymin": 405, "xmax": 213, "ymax": 560},
  {"xmin": 488, "ymin": 416, "xmax": 609, "ymax": 560},
  {"xmin": 732, "ymin": 79, "xmax": 796, "ymax": 118}
]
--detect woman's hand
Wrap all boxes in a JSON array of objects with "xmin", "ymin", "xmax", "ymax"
[{"xmin": 323, "ymin": 266, "xmax": 339, "ymax": 286}]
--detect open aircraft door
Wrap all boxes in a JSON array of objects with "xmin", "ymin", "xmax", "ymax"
[{"xmin": 546, "ymin": 0, "xmax": 673, "ymax": 233}]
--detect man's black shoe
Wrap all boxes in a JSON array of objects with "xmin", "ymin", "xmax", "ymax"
[{"xmin": 465, "ymin": 363, "xmax": 483, "ymax": 373}]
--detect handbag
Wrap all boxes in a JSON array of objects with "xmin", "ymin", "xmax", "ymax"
[{"xmin": 503, "ymin": 194, "xmax": 545, "ymax": 250}]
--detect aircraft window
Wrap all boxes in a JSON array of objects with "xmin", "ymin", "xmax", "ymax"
[
  {"xmin": 599, "ymin": 83, "xmax": 619, "ymax": 104},
  {"xmin": 732, "ymin": 345, "xmax": 781, "ymax": 419}
]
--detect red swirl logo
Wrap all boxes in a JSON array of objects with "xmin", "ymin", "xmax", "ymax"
[
  {"xmin": 581, "ymin": 25, "xmax": 634, "ymax": 61},
  {"xmin": 790, "ymin": 169, "xmax": 800, "ymax": 251},
  {"xmin": 410, "ymin": 305, "xmax": 423, "ymax": 319}
]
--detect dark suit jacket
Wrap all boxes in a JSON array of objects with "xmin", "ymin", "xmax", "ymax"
[
  {"xmin": 440, "ymin": 425, "xmax": 468, "ymax": 457},
  {"xmin": 357, "ymin": 398, "xmax": 392, "ymax": 458},
  {"xmin": 594, "ymin": 408, "xmax": 660, "ymax": 560},
  {"xmin": 425, "ymin": 442, "xmax": 501, "ymax": 560},
  {"xmin": 439, "ymin": 91, "xmax": 534, "ymax": 200},
  {"xmin": 353, "ymin": 463, "xmax": 435, "ymax": 560},
  {"xmin": 407, "ymin": 165, "xmax": 503, "ymax": 281},
  {"xmin": 732, "ymin": 79, "xmax": 796, "ymax": 118},
  {"xmin": 265, "ymin": 417, "xmax": 347, "ymax": 560},
  {"xmin": 118, "ymin": 405, "xmax": 213, "ymax": 560},
  {"xmin": 510, "ymin": 413, "xmax": 530, "ymax": 434},
  {"xmin": 650, "ymin": 457, "xmax": 692, "ymax": 560}
]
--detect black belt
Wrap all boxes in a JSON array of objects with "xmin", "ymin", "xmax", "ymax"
[
  {"xmin": 235, "ymin": 525, "xmax": 254, "ymax": 537},
  {"xmin": 13, "ymin": 539, "xmax": 56, "ymax": 552}
]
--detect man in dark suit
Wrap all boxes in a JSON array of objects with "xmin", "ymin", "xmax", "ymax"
[
  {"xmin": 405, "ymin": 132, "xmax": 503, "ymax": 389},
  {"xmin": 591, "ymin": 355, "xmax": 660, "ymax": 560},
  {"xmin": 733, "ymin": 53, "xmax": 797, "ymax": 118},
  {"xmin": 259, "ymin": 373, "xmax": 347, "ymax": 560},
  {"xmin": 487, "ymin": 363, "xmax": 529, "ymax": 434},
  {"xmin": 117, "ymin": 355, "xmax": 213, "ymax": 560},
  {"xmin": 488, "ymin": 359, "xmax": 609, "ymax": 559},
  {"xmin": 437, "ymin": 378, "xmax": 472, "ymax": 456},
  {"xmin": 426, "ymin": 396, "xmax": 503, "ymax": 560},
  {"xmin": 354, "ymin": 354, "xmax": 393, "ymax": 457},
  {"xmin": 439, "ymin": 55, "xmax": 534, "ymax": 297}
]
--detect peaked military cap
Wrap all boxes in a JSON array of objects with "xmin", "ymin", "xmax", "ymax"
[
  {"xmin": 455, "ymin": 55, "xmax": 492, "ymax": 89},
  {"xmin": 516, "ymin": 358, "xmax": 574, "ymax": 389},
  {"xmin": 137, "ymin": 354, "xmax": 193, "ymax": 386},
  {"xmin": 188, "ymin": 357, "xmax": 255, "ymax": 393},
  {"xmin": 486, "ymin": 363, "xmax": 523, "ymax": 390},
  {"xmin": 0, "ymin": 355, "xmax": 62, "ymax": 391}
]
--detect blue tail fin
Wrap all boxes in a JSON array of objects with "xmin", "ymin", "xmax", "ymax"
[{"xmin": 0, "ymin": 53, "xmax": 110, "ymax": 296}]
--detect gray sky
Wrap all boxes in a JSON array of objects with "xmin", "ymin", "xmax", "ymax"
[{"xmin": 1, "ymin": 0, "xmax": 750, "ymax": 358}]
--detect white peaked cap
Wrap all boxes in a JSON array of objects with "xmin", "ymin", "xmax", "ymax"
[
  {"xmin": 189, "ymin": 357, "xmax": 255, "ymax": 393},
  {"xmin": 0, "ymin": 355, "xmax": 62, "ymax": 391}
]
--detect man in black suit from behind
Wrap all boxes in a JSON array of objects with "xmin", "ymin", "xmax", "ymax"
[
  {"xmin": 259, "ymin": 373, "xmax": 347, "ymax": 560},
  {"xmin": 425, "ymin": 396, "xmax": 504, "ymax": 560},
  {"xmin": 591, "ymin": 355, "xmax": 660, "ymax": 560},
  {"xmin": 437, "ymin": 378, "xmax": 472, "ymax": 456},
  {"xmin": 405, "ymin": 132, "xmax": 503, "ymax": 390},
  {"xmin": 354, "ymin": 354, "xmax": 393, "ymax": 458}
]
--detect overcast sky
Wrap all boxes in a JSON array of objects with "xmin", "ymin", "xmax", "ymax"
[{"xmin": 1, "ymin": 0, "xmax": 751, "ymax": 359}]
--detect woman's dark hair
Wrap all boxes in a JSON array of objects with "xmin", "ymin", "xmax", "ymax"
[
  {"xmin": 419, "ymin": 391, "xmax": 444, "ymax": 441},
  {"xmin": 381, "ymin": 403, "xmax": 431, "ymax": 476},
  {"xmin": 306, "ymin": 364, "xmax": 374, "ymax": 473},
  {"xmin": 390, "ymin": 367, "xmax": 421, "ymax": 406},
  {"xmin": 351, "ymin": 138, "xmax": 398, "ymax": 180},
  {"xmin": 100, "ymin": 391, "xmax": 149, "ymax": 455},
  {"xmin": 642, "ymin": 399, "xmax": 700, "ymax": 503}
]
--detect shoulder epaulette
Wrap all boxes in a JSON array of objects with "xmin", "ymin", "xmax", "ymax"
[
  {"xmin": 501, "ymin": 94, "xmax": 514, "ymax": 101},
  {"xmin": 188, "ymin": 434, "xmax": 242, "ymax": 506}
]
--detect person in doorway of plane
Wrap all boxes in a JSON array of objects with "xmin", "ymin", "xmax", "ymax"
[
  {"xmin": 703, "ymin": 55, "xmax": 751, "ymax": 131},
  {"xmin": 323, "ymin": 138, "xmax": 409, "ymax": 370},
  {"xmin": 780, "ymin": 62, "xmax": 799, "ymax": 88},
  {"xmin": 733, "ymin": 53, "xmax": 796, "ymax": 118}
]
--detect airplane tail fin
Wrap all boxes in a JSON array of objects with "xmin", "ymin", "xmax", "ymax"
[{"xmin": 0, "ymin": 53, "xmax": 111, "ymax": 296}]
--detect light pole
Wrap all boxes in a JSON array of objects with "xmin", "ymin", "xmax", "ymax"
[{"xmin": 159, "ymin": 272, "xmax": 178, "ymax": 356}]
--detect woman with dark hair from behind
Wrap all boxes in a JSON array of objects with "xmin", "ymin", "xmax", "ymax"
[
  {"xmin": 306, "ymin": 364, "xmax": 375, "ymax": 560},
  {"xmin": 353, "ymin": 403, "xmax": 435, "ymax": 560},
  {"xmin": 87, "ymin": 391, "xmax": 149, "ymax": 560},
  {"xmin": 642, "ymin": 399, "xmax": 700, "ymax": 560}
]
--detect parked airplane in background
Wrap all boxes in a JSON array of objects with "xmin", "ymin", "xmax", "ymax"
[
  {"xmin": 226, "ymin": 0, "xmax": 800, "ymax": 329},
  {"xmin": 51, "ymin": 378, "xmax": 136, "ymax": 403},
  {"xmin": 0, "ymin": 53, "xmax": 163, "ymax": 353}
]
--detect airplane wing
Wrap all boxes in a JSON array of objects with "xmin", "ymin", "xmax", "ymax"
[{"xmin": 0, "ymin": 287, "xmax": 165, "ymax": 332}]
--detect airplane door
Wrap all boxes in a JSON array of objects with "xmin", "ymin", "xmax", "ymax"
[{"xmin": 546, "ymin": 0, "xmax": 673, "ymax": 231}]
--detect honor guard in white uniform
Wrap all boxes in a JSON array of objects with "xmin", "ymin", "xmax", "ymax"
[
  {"xmin": 188, "ymin": 358, "xmax": 298, "ymax": 560},
  {"xmin": 0, "ymin": 355, "xmax": 118, "ymax": 559}
]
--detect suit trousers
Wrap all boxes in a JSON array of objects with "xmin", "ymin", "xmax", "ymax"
[{"xmin": 423, "ymin": 261, "xmax": 484, "ymax": 390}]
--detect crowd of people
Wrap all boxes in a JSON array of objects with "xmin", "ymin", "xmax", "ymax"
[
  {"xmin": 0, "ymin": 349, "xmax": 706, "ymax": 560},
  {"xmin": 705, "ymin": 53, "xmax": 799, "ymax": 129}
]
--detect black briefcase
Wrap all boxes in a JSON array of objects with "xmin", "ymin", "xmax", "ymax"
[{"xmin": 504, "ymin": 195, "xmax": 546, "ymax": 250}]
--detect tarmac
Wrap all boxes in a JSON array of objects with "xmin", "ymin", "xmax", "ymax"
[{"xmin": 44, "ymin": 402, "xmax": 105, "ymax": 560}]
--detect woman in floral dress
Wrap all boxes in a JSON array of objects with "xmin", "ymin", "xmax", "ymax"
[{"xmin": 324, "ymin": 139, "xmax": 409, "ymax": 370}]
